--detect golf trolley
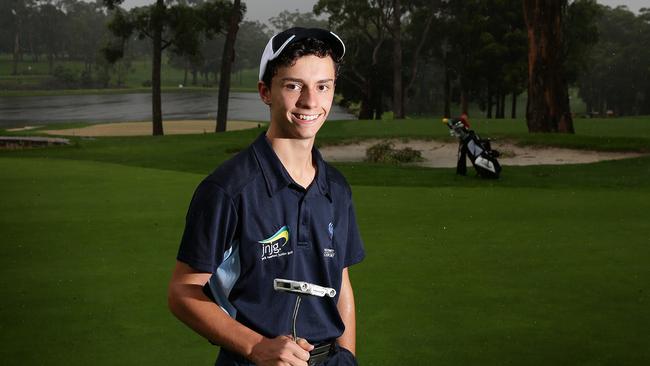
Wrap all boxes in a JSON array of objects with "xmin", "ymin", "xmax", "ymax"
[
  {"xmin": 274, "ymin": 279, "xmax": 337, "ymax": 365},
  {"xmin": 443, "ymin": 115, "xmax": 502, "ymax": 179}
]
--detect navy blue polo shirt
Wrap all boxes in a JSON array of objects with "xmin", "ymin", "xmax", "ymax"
[{"xmin": 177, "ymin": 133, "xmax": 365, "ymax": 343}]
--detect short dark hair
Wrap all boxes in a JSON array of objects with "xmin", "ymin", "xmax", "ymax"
[{"xmin": 261, "ymin": 37, "xmax": 341, "ymax": 87}]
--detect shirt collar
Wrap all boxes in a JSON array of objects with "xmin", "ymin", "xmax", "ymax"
[
  {"xmin": 312, "ymin": 146, "xmax": 332, "ymax": 200},
  {"xmin": 252, "ymin": 132, "xmax": 331, "ymax": 200}
]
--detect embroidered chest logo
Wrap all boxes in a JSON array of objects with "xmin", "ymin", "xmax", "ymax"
[
  {"xmin": 324, "ymin": 222, "xmax": 335, "ymax": 258},
  {"xmin": 259, "ymin": 226, "xmax": 293, "ymax": 261}
]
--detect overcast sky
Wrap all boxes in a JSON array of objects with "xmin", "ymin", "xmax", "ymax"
[
  {"xmin": 116, "ymin": 0, "xmax": 646, "ymax": 24},
  {"xmin": 117, "ymin": 0, "xmax": 315, "ymax": 23}
]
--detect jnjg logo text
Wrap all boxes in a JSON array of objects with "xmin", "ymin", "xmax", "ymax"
[{"xmin": 259, "ymin": 226, "xmax": 293, "ymax": 261}]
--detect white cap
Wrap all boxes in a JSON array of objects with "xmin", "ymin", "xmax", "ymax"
[{"xmin": 259, "ymin": 27, "xmax": 345, "ymax": 81}]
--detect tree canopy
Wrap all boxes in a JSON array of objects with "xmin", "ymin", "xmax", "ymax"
[
  {"xmin": 2, "ymin": 0, "xmax": 648, "ymax": 128},
  {"xmin": 577, "ymin": 5, "xmax": 650, "ymax": 116},
  {"xmin": 102, "ymin": 0, "xmax": 232, "ymax": 135}
]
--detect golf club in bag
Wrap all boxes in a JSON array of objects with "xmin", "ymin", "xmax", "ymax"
[
  {"xmin": 274, "ymin": 278, "xmax": 337, "ymax": 366},
  {"xmin": 443, "ymin": 115, "xmax": 501, "ymax": 179}
]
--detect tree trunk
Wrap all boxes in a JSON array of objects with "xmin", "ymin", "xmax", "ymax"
[
  {"xmin": 495, "ymin": 90, "xmax": 502, "ymax": 118},
  {"xmin": 405, "ymin": 8, "xmax": 435, "ymax": 102},
  {"xmin": 355, "ymin": 75, "xmax": 374, "ymax": 120},
  {"xmin": 460, "ymin": 88, "xmax": 469, "ymax": 116},
  {"xmin": 486, "ymin": 84, "xmax": 493, "ymax": 119},
  {"xmin": 216, "ymin": 0, "xmax": 242, "ymax": 133},
  {"xmin": 642, "ymin": 88, "xmax": 650, "ymax": 115},
  {"xmin": 511, "ymin": 92, "xmax": 517, "ymax": 118},
  {"xmin": 359, "ymin": 98, "xmax": 373, "ymax": 120},
  {"xmin": 103, "ymin": 64, "xmax": 110, "ymax": 88},
  {"xmin": 443, "ymin": 67, "xmax": 451, "ymax": 118},
  {"xmin": 392, "ymin": 0, "xmax": 404, "ymax": 119},
  {"xmin": 183, "ymin": 59, "xmax": 188, "ymax": 86},
  {"xmin": 498, "ymin": 91, "xmax": 506, "ymax": 118},
  {"xmin": 30, "ymin": 35, "xmax": 37, "ymax": 62},
  {"xmin": 375, "ymin": 92, "xmax": 384, "ymax": 120},
  {"xmin": 12, "ymin": 26, "xmax": 20, "ymax": 75},
  {"xmin": 523, "ymin": 0, "xmax": 574, "ymax": 133},
  {"xmin": 151, "ymin": 0, "xmax": 164, "ymax": 136},
  {"xmin": 359, "ymin": 97, "xmax": 373, "ymax": 119}
]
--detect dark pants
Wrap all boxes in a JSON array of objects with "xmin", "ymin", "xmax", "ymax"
[{"xmin": 215, "ymin": 344, "xmax": 358, "ymax": 366}]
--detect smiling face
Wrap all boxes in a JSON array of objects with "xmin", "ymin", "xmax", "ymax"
[{"xmin": 259, "ymin": 54, "xmax": 336, "ymax": 141}]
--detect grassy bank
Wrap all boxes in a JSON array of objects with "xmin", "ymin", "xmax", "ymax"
[
  {"xmin": 1, "ymin": 118, "xmax": 649, "ymax": 365},
  {"xmin": 3, "ymin": 118, "xmax": 649, "ymax": 173}
]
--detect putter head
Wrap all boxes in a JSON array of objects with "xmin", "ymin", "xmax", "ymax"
[{"xmin": 274, "ymin": 278, "xmax": 336, "ymax": 298}]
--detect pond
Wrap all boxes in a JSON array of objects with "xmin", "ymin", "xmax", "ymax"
[{"xmin": 0, "ymin": 91, "xmax": 355, "ymax": 128}]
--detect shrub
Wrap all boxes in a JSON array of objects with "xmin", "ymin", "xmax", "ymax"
[
  {"xmin": 51, "ymin": 66, "xmax": 78, "ymax": 88},
  {"xmin": 365, "ymin": 141, "xmax": 424, "ymax": 164},
  {"xmin": 80, "ymin": 70, "xmax": 94, "ymax": 88},
  {"xmin": 365, "ymin": 141, "xmax": 395, "ymax": 163},
  {"xmin": 391, "ymin": 146, "xmax": 423, "ymax": 163}
]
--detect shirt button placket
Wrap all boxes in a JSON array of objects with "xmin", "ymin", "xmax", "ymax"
[{"xmin": 298, "ymin": 197, "xmax": 309, "ymax": 246}]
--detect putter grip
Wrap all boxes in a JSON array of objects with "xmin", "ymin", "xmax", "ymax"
[{"xmin": 309, "ymin": 342, "xmax": 334, "ymax": 365}]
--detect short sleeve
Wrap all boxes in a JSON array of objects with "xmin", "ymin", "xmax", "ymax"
[
  {"xmin": 343, "ymin": 200, "xmax": 365, "ymax": 268},
  {"xmin": 177, "ymin": 180, "xmax": 238, "ymax": 273}
]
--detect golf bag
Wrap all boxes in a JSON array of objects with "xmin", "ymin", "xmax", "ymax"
[{"xmin": 443, "ymin": 115, "xmax": 501, "ymax": 179}]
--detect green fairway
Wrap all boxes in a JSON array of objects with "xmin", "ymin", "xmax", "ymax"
[
  {"xmin": 1, "ymin": 118, "xmax": 650, "ymax": 365},
  {"xmin": 355, "ymin": 185, "xmax": 649, "ymax": 365},
  {"xmin": 0, "ymin": 158, "xmax": 214, "ymax": 365}
]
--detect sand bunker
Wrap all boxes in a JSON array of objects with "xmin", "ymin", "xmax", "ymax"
[
  {"xmin": 38, "ymin": 121, "xmax": 645, "ymax": 166},
  {"xmin": 319, "ymin": 139, "xmax": 645, "ymax": 167},
  {"xmin": 43, "ymin": 120, "xmax": 264, "ymax": 137}
]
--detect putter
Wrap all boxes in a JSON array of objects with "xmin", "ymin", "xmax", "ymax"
[{"xmin": 274, "ymin": 279, "xmax": 337, "ymax": 365}]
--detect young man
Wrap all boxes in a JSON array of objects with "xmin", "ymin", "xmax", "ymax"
[{"xmin": 168, "ymin": 28, "xmax": 365, "ymax": 366}]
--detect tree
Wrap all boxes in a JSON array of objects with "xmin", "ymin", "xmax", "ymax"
[
  {"xmin": 103, "ymin": 0, "xmax": 228, "ymax": 136},
  {"xmin": 406, "ymin": 2, "xmax": 454, "ymax": 118},
  {"xmin": 315, "ymin": 0, "xmax": 393, "ymax": 119},
  {"xmin": 233, "ymin": 21, "xmax": 271, "ymax": 73},
  {"xmin": 34, "ymin": 2, "xmax": 67, "ymax": 74},
  {"xmin": 385, "ymin": 0, "xmax": 438, "ymax": 119},
  {"xmin": 66, "ymin": 1, "xmax": 111, "ymax": 78},
  {"xmin": 577, "ymin": 5, "xmax": 649, "ymax": 116},
  {"xmin": 436, "ymin": 0, "xmax": 493, "ymax": 116},
  {"xmin": 215, "ymin": 0, "xmax": 245, "ymax": 133},
  {"xmin": 523, "ymin": 0, "xmax": 574, "ymax": 133},
  {"xmin": 402, "ymin": 0, "xmax": 437, "ymax": 106},
  {"xmin": 473, "ymin": 0, "xmax": 527, "ymax": 119},
  {"xmin": 391, "ymin": 0, "xmax": 403, "ymax": 119},
  {"xmin": 1, "ymin": 0, "xmax": 35, "ymax": 75},
  {"xmin": 269, "ymin": 9, "xmax": 327, "ymax": 32},
  {"xmin": 501, "ymin": 24, "xmax": 528, "ymax": 119},
  {"xmin": 564, "ymin": 0, "xmax": 601, "ymax": 86}
]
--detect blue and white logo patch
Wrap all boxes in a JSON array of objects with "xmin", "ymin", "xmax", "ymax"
[
  {"xmin": 324, "ymin": 248, "xmax": 335, "ymax": 258},
  {"xmin": 328, "ymin": 222, "xmax": 334, "ymax": 240}
]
